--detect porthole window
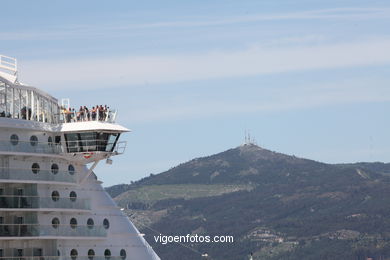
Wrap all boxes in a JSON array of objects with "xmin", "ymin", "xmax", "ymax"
[
  {"xmin": 10, "ymin": 134, "xmax": 19, "ymax": 145},
  {"xmin": 120, "ymin": 249, "xmax": 126, "ymax": 260},
  {"xmin": 31, "ymin": 163, "xmax": 40, "ymax": 174},
  {"xmin": 87, "ymin": 218, "xmax": 94, "ymax": 229},
  {"xmin": 51, "ymin": 191, "xmax": 60, "ymax": 201},
  {"xmin": 68, "ymin": 164, "xmax": 75, "ymax": 175},
  {"xmin": 87, "ymin": 249, "xmax": 95, "ymax": 260},
  {"xmin": 51, "ymin": 218, "xmax": 60, "ymax": 229},
  {"xmin": 51, "ymin": 164, "xmax": 59, "ymax": 175},
  {"xmin": 103, "ymin": 218, "xmax": 110, "ymax": 229},
  {"xmin": 30, "ymin": 135, "xmax": 38, "ymax": 146},
  {"xmin": 69, "ymin": 191, "xmax": 77, "ymax": 202},
  {"xmin": 70, "ymin": 249, "xmax": 78, "ymax": 260},
  {"xmin": 70, "ymin": 218, "xmax": 77, "ymax": 229},
  {"xmin": 48, "ymin": 136, "xmax": 53, "ymax": 146},
  {"xmin": 104, "ymin": 249, "xmax": 111, "ymax": 260}
]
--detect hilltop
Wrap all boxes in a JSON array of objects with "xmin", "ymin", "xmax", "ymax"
[{"xmin": 106, "ymin": 144, "xmax": 390, "ymax": 260}]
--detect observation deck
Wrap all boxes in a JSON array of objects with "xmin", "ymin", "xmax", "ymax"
[{"xmin": 0, "ymin": 54, "xmax": 122, "ymax": 126}]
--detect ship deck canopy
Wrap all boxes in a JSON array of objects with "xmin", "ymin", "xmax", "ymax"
[
  {"xmin": 0, "ymin": 76, "xmax": 60, "ymax": 124},
  {"xmin": 0, "ymin": 55, "xmax": 119, "ymax": 125}
]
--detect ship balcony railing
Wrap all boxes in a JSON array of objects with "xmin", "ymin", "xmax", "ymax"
[
  {"xmin": 0, "ymin": 224, "xmax": 106, "ymax": 237},
  {"xmin": 0, "ymin": 196, "xmax": 90, "ymax": 210},
  {"xmin": 60, "ymin": 109, "xmax": 117, "ymax": 124},
  {"xmin": 0, "ymin": 140, "xmax": 63, "ymax": 154},
  {"xmin": 65, "ymin": 140, "xmax": 126, "ymax": 155},
  {"xmin": 0, "ymin": 167, "xmax": 77, "ymax": 183},
  {"xmin": 0, "ymin": 257, "xmax": 125, "ymax": 260}
]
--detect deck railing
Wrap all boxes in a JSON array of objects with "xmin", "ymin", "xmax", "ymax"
[
  {"xmin": 0, "ymin": 224, "xmax": 106, "ymax": 237},
  {"xmin": 65, "ymin": 140, "xmax": 126, "ymax": 154},
  {"xmin": 60, "ymin": 109, "xmax": 117, "ymax": 124},
  {"xmin": 0, "ymin": 257, "xmax": 125, "ymax": 260},
  {"xmin": 0, "ymin": 196, "xmax": 90, "ymax": 210},
  {"xmin": 0, "ymin": 167, "xmax": 76, "ymax": 183},
  {"xmin": 0, "ymin": 140, "xmax": 63, "ymax": 154},
  {"xmin": 0, "ymin": 139, "xmax": 125, "ymax": 155}
]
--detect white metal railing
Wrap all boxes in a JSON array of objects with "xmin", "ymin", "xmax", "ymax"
[
  {"xmin": 0, "ymin": 257, "xmax": 125, "ymax": 260},
  {"xmin": 0, "ymin": 139, "xmax": 125, "ymax": 155},
  {"xmin": 65, "ymin": 140, "xmax": 126, "ymax": 154},
  {"xmin": 0, "ymin": 224, "xmax": 106, "ymax": 237},
  {"xmin": 0, "ymin": 55, "xmax": 17, "ymax": 74},
  {"xmin": 0, "ymin": 140, "xmax": 63, "ymax": 154},
  {"xmin": 60, "ymin": 109, "xmax": 117, "ymax": 124},
  {"xmin": 0, "ymin": 196, "xmax": 90, "ymax": 210},
  {"xmin": 113, "ymin": 141, "xmax": 127, "ymax": 155},
  {"xmin": 0, "ymin": 167, "xmax": 76, "ymax": 183}
]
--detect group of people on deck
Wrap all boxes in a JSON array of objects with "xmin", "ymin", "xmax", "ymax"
[{"xmin": 63, "ymin": 105, "xmax": 110, "ymax": 122}]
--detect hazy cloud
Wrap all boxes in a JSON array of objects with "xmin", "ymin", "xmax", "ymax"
[{"xmin": 19, "ymin": 38, "xmax": 390, "ymax": 91}]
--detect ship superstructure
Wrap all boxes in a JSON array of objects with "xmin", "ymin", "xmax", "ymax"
[{"xmin": 0, "ymin": 55, "xmax": 160, "ymax": 260}]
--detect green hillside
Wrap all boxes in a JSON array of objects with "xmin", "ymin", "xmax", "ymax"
[
  {"xmin": 115, "ymin": 184, "xmax": 254, "ymax": 208},
  {"xmin": 106, "ymin": 144, "xmax": 390, "ymax": 260}
]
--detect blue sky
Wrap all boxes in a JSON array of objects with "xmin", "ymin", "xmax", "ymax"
[{"xmin": 1, "ymin": 0, "xmax": 390, "ymax": 186}]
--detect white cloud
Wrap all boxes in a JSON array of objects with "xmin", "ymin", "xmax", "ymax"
[
  {"xmin": 1, "ymin": 7, "xmax": 388, "ymax": 41},
  {"xmin": 121, "ymin": 77, "xmax": 390, "ymax": 123},
  {"xmin": 19, "ymin": 38, "xmax": 390, "ymax": 91}
]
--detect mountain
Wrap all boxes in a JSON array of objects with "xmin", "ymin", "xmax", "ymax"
[{"xmin": 106, "ymin": 144, "xmax": 390, "ymax": 260}]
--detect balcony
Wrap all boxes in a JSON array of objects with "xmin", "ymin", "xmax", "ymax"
[
  {"xmin": 0, "ymin": 257, "xmax": 125, "ymax": 260},
  {"xmin": 0, "ymin": 168, "xmax": 76, "ymax": 184},
  {"xmin": 0, "ymin": 140, "xmax": 62, "ymax": 155},
  {"xmin": 0, "ymin": 224, "xmax": 106, "ymax": 238},
  {"xmin": 60, "ymin": 108, "xmax": 117, "ymax": 124},
  {"xmin": 0, "ymin": 196, "xmax": 90, "ymax": 211}
]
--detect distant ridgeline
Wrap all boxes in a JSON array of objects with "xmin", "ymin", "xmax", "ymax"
[{"xmin": 106, "ymin": 144, "xmax": 390, "ymax": 260}]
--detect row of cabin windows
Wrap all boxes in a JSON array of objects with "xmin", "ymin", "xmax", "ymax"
[
  {"xmin": 31, "ymin": 163, "xmax": 75, "ymax": 175},
  {"xmin": 51, "ymin": 217, "xmax": 110, "ymax": 229},
  {"xmin": 10, "ymin": 134, "xmax": 61, "ymax": 146},
  {"xmin": 0, "ymin": 248, "xmax": 126, "ymax": 260},
  {"xmin": 68, "ymin": 248, "xmax": 126, "ymax": 260}
]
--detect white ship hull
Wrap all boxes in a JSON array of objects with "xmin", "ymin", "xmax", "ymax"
[{"xmin": 0, "ymin": 55, "xmax": 160, "ymax": 260}]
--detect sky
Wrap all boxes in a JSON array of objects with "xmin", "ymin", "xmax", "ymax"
[{"xmin": 1, "ymin": 0, "xmax": 390, "ymax": 186}]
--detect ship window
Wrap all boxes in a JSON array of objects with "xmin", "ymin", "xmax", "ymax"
[
  {"xmin": 52, "ymin": 218, "xmax": 60, "ymax": 228},
  {"xmin": 30, "ymin": 135, "xmax": 38, "ymax": 146},
  {"xmin": 64, "ymin": 132, "xmax": 120, "ymax": 153},
  {"xmin": 48, "ymin": 136, "xmax": 53, "ymax": 146},
  {"xmin": 87, "ymin": 218, "xmax": 94, "ymax": 229},
  {"xmin": 57, "ymin": 250, "xmax": 60, "ymax": 256},
  {"xmin": 10, "ymin": 134, "xmax": 19, "ymax": 145},
  {"xmin": 68, "ymin": 164, "xmax": 75, "ymax": 175},
  {"xmin": 69, "ymin": 191, "xmax": 77, "ymax": 202},
  {"xmin": 70, "ymin": 218, "xmax": 77, "ymax": 229},
  {"xmin": 120, "ymin": 249, "xmax": 126, "ymax": 260},
  {"xmin": 70, "ymin": 249, "xmax": 78, "ymax": 260},
  {"xmin": 88, "ymin": 249, "xmax": 95, "ymax": 260},
  {"xmin": 51, "ymin": 164, "xmax": 59, "ymax": 175},
  {"xmin": 104, "ymin": 249, "xmax": 111, "ymax": 260},
  {"xmin": 31, "ymin": 163, "xmax": 40, "ymax": 174},
  {"xmin": 103, "ymin": 218, "xmax": 110, "ymax": 229},
  {"xmin": 51, "ymin": 191, "xmax": 60, "ymax": 201}
]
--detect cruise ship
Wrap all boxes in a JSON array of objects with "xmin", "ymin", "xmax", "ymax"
[{"xmin": 0, "ymin": 55, "xmax": 160, "ymax": 260}]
